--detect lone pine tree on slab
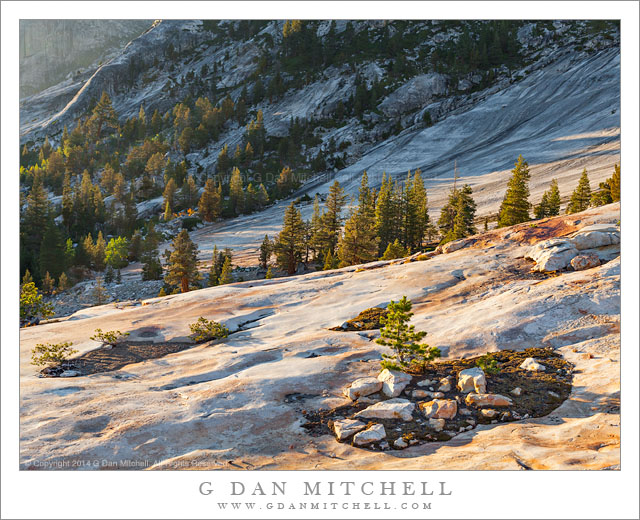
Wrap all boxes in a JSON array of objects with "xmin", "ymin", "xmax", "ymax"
[
  {"xmin": 567, "ymin": 169, "xmax": 592, "ymax": 214},
  {"xmin": 498, "ymin": 155, "xmax": 531, "ymax": 227},
  {"xmin": 376, "ymin": 296, "xmax": 440, "ymax": 372},
  {"xmin": 164, "ymin": 229, "xmax": 200, "ymax": 293},
  {"xmin": 274, "ymin": 201, "xmax": 306, "ymax": 275}
]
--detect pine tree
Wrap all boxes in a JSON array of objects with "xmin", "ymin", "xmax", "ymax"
[
  {"xmin": 164, "ymin": 229, "xmax": 200, "ymax": 292},
  {"xmin": 546, "ymin": 179, "xmax": 561, "ymax": 216},
  {"xmin": 39, "ymin": 218, "xmax": 65, "ymax": 280},
  {"xmin": 41, "ymin": 271, "xmax": 55, "ymax": 295},
  {"xmin": 208, "ymin": 245, "xmax": 220, "ymax": 286},
  {"xmin": 180, "ymin": 175, "xmax": 199, "ymax": 209},
  {"xmin": 229, "ymin": 167, "xmax": 244, "ymax": 215},
  {"xmin": 128, "ymin": 230, "xmax": 144, "ymax": 261},
  {"xmin": 274, "ymin": 202, "xmax": 306, "ymax": 275},
  {"xmin": 322, "ymin": 250, "xmax": 336, "ymax": 270},
  {"xmin": 319, "ymin": 180, "xmax": 347, "ymax": 256},
  {"xmin": 381, "ymin": 239, "xmax": 408, "ymax": 260},
  {"xmin": 438, "ymin": 184, "xmax": 477, "ymax": 243},
  {"xmin": 376, "ymin": 296, "xmax": 440, "ymax": 372},
  {"xmin": 405, "ymin": 169, "xmax": 429, "ymax": 250},
  {"xmin": 91, "ymin": 91, "xmax": 118, "ymax": 138},
  {"xmin": 163, "ymin": 178, "xmax": 177, "ymax": 217},
  {"xmin": 198, "ymin": 178, "xmax": 222, "ymax": 221},
  {"xmin": 218, "ymin": 256, "xmax": 233, "ymax": 285},
  {"xmin": 104, "ymin": 264, "xmax": 115, "ymax": 283},
  {"xmin": 257, "ymin": 183, "xmax": 269, "ymax": 208},
  {"xmin": 265, "ymin": 266, "xmax": 273, "ymax": 279},
  {"xmin": 337, "ymin": 171, "xmax": 379, "ymax": 266},
  {"xmin": 58, "ymin": 272, "xmax": 70, "ymax": 292},
  {"xmin": 92, "ymin": 277, "xmax": 108, "ymax": 305},
  {"xmin": 497, "ymin": 155, "xmax": 531, "ymax": 227},
  {"xmin": 375, "ymin": 173, "xmax": 397, "ymax": 255},
  {"xmin": 259, "ymin": 235, "xmax": 272, "ymax": 269},
  {"xmin": 534, "ymin": 192, "xmax": 549, "ymax": 219},
  {"xmin": 609, "ymin": 164, "xmax": 620, "ymax": 202},
  {"xmin": 22, "ymin": 269, "xmax": 33, "ymax": 286},
  {"xmin": 566, "ymin": 169, "xmax": 591, "ymax": 214},
  {"xmin": 115, "ymin": 269, "xmax": 122, "ymax": 283},
  {"xmin": 93, "ymin": 231, "xmax": 107, "ymax": 271},
  {"xmin": 163, "ymin": 200, "xmax": 172, "ymax": 221}
]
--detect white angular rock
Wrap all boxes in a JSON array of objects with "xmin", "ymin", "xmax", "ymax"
[
  {"xmin": 353, "ymin": 423, "xmax": 386, "ymax": 446},
  {"xmin": 520, "ymin": 357, "xmax": 546, "ymax": 371},
  {"xmin": 480, "ymin": 409, "xmax": 498, "ymax": 418},
  {"xmin": 457, "ymin": 367, "xmax": 487, "ymax": 394},
  {"xmin": 60, "ymin": 370, "xmax": 80, "ymax": 377},
  {"xmin": 510, "ymin": 387, "xmax": 522, "ymax": 397},
  {"xmin": 394, "ymin": 437, "xmax": 408, "ymax": 449},
  {"xmin": 378, "ymin": 369, "xmax": 412, "ymax": 397},
  {"xmin": 420, "ymin": 399, "xmax": 457, "ymax": 419},
  {"xmin": 416, "ymin": 378, "xmax": 435, "ymax": 387},
  {"xmin": 355, "ymin": 398, "xmax": 415, "ymax": 422},
  {"xmin": 428, "ymin": 418, "xmax": 446, "ymax": 431},
  {"xmin": 525, "ymin": 239, "xmax": 578, "ymax": 272},
  {"xmin": 332, "ymin": 419, "xmax": 367, "ymax": 441},
  {"xmin": 343, "ymin": 377, "xmax": 383, "ymax": 400},
  {"xmin": 570, "ymin": 253, "xmax": 601, "ymax": 271},
  {"xmin": 437, "ymin": 377, "xmax": 453, "ymax": 392},
  {"xmin": 465, "ymin": 393, "xmax": 513, "ymax": 408}
]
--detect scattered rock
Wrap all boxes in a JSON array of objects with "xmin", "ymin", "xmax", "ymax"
[
  {"xmin": 579, "ymin": 352, "xmax": 594, "ymax": 360},
  {"xmin": 570, "ymin": 253, "xmax": 601, "ymax": 271},
  {"xmin": 353, "ymin": 424, "xmax": 386, "ymax": 446},
  {"xmin": 465, "ymin": 393, "xmax": 513, "ymax": 408},
  {"xmin": 428, "ymin": 418, "xmax": 446, "ymax": 431},
  {"xmin": 416, "ymin": 378, "xmax": 435, "ymax": 387},
  {"xmin": 520, "ymin": 357, "xmax": 546, "ymax": 371},
  {"xmin": 459, "ymin": 408, "xmax": 472, "ymax": 416},
  {"xmin": 394, "ymin": 437, "xmax": 408, "ymax": 449},
  {"xmin": 60, "ymin": 370, "xmax": 80, "ymax": 377},
  {"xmin": 377, "ymin": 369, "xmax": 412, "ymax": 397},
  {"xmin": 355, "ymin": 396, "xmax": 379, "ymax": 406},
  {"xmin": 413, "ymin": 390, "xmax": 444, "ymax": 399},
  {"xmin": 548, "ymin": 391, "xmax": 560, "ymax": 398},
  {"xmin": 457, "ymin": 367, "xmax": 487, "ymax": 394},
  {"xmin": 511, "ymin": 387, "xmax": 522, "ymax": 397},
  {"xmin": 332, "ymin": 419, "xmax": 367, "ymax": 441},
  {"xmin": 481, "ymin": 409, "xmax": 498, "ymax": 418},
  {"xmin": 420, "ymin": 399, "xmax": 458, "ymax": 419},
  {"xmin": 343, "ymin": 377, "xmax": 383, "ymax": 400},
  {"xmin": 437, "ymin": 377, "xmax": 453, "ymax": 392},
  {"xmin": 355, "ymin": 398, "xmax": 415, "ymax": 421}
]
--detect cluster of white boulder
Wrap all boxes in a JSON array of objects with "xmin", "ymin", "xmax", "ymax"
[
  {"xmin": 335, "ymin": 360, "xmax": 547, "ymax": 448},
  {"xmin": 525, "ymin": 223, "xmax": 619, "ymax": 272}
]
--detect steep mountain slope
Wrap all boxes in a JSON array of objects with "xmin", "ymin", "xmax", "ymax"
[
  {"xmin": 19, "ymin": 203, "xmax": 620, "ymax": 470},
  {"xmin": 19, "ymin": 20, "xmax": 153, "ymax": 98}
]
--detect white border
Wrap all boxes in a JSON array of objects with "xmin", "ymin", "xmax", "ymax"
[{"xmin": 2, "ymin": 2, "xmax": 639, "ymax": 519}]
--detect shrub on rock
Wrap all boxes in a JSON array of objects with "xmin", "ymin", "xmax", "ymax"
[
  {"xmin": 31, "ymin": 342, "xmax": 78, "ymax": 367},
  {"xmin": 189, "ymin": 317, "xmax": 230, "ymax": 343}
]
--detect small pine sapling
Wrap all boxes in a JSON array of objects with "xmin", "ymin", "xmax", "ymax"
[
  {"xmin": 376, "ymin": 296, "xmax": 440, "ymax": 372},
  {"xmin": 31, "ymin": 342, "xmax": 78, "ymax": 367},
  {"xmin": 189, "ymin": 317, "xmax": 230, "ymax": 343},
  {"xmin": 90, "ymin": 328, "xmax": 130, "ymax": 346},
  {"xmin": 475, "ymin": 354, "xmax": 501, "ymax": 374}
]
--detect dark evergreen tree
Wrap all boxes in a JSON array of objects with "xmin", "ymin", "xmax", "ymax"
[
  {"xmin": 497, "ymin": 155, "xmax": 531, "ymax": 227},
  {"xmin": 164, "ymin": 229, "xmax": 200, "ymax": 292},
  {"xmin": 566, "ymin": 169, "xmax": 591, "ymax": 214},
  {"xmin": 274, "ymin": 202, "xmax": 306, "ymax": 275}
]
